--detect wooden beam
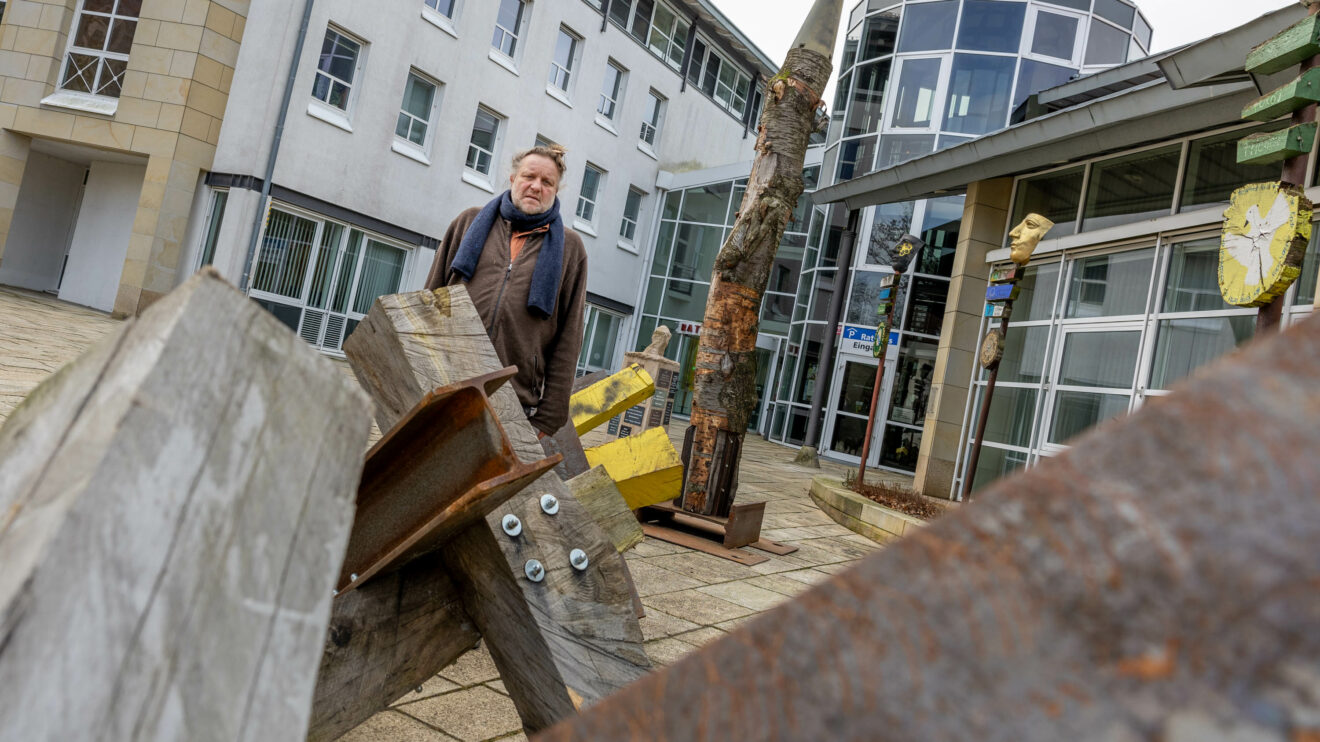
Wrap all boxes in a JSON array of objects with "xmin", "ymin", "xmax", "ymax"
[
  {"xmin": 1242, "ymin": 67, "xmax": 1320, "ymax": 121},
  {"xmin": 0, "ymin": 269, "xmax": 373, "ymax": 741},
  {"xmin": 1246, "ymin": 12, "xmax": 1320, "ymax": 76},
  {"xmin": 569, "ymin": 364, "xmax": 654, "ymax": 435},
  {"xmin": 332, "ymin": 287, "xmax": 648, "ymax": 735},
  {"xmin": 1237, "ymin": 122, "xmax": 1318, "ymax": 166},
  {"xmin": 583, "ymin": 426, "xmax": 684, "ymax": 510},
  {"xmin": 567, "ymin": 466, "xmax": 644, "ymax": 553}
]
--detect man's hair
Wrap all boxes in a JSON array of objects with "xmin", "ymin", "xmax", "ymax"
[{"xmin": 512, "ymin": 144, "xmax": 568, "ymax": 179}]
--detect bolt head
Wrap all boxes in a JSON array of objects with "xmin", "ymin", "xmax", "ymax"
[
  {"xmin": 540, "ymin": 494, "xmax": 560, "ymax": 515},
  {"xmin": 350, "ymin": 573, "xmax": 359, "ymax": 582},
  {"xmin": 501, "ymin": 514, "xmax": 523, "ymax": 537},
  {"xmin": 524, "ymin": 559, "xmax": 545, "ymax": 582},
  {"xmin": 569, "ymin": 548, "xmax": 589, "ymax": 571}
]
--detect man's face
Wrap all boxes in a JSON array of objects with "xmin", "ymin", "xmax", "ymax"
[
  {"xmin": 510, "ymin": 155, "xmax": 560, "ymax": 215},
  {"xmin": 1008, "ymin": 213, "xmax": 1054, "ymax": 265}
]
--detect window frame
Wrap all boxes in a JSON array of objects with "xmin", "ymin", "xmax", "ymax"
[
  {"xmin": 57, "ymin": 0, "xmax": 140, "ymax": 101},
  {"xmin": 248, "ymin": 202, "xmax": 416, "ymax": 355},
  {"xmin": 639, "ymin": 89, "xmax": 666, "ymax": 150},
  {"xmin": 1021, "ymin": 5, "xmax": 1087, "ymax": 68},
  {"xmin": 393, "ymin": 69, "xmax": 442, "ymax": 160},
  {"xmin": 491, "ymin": 0, "xmax": 528, "ymax": 63},
  {"xmin": 885, "ymin": 54, "xmax": 948, "ymax": 134},
  {"xmin": 464, "ymin": 105, "xmax": 505, "ymax": 186},
  {"xmin": 575, "ymin": 163, "xmax": 606, "ymax": 230},
  {"xmin": 309, "ymin": 25, "xmax": 367, "ymax": 123},
  {"xmin": 548, "ymin": 25, "xmax": 583, "ymax": 100},
  {"xmin": 422, "ymin": 0, "xmax": 459, "ymax": 36},
  {"xmin": 619, "ymin": 186, "xmax": 646, "ymax": 247},
  {"xmin": 597, "ymin": 59, "xmax": 628, "ymax": 123}
]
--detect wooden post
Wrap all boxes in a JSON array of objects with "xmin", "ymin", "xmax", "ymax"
[
  {"xmin": 681, "ymin": 0, "xmax": 843, "ymax": 517},
  {"xmin": 325, "ymin": 287, "xmax": 648, "ymax": 736},
  {"xmin": 0, "ymin": 269, "xmax": 373, "ymax": 742}
]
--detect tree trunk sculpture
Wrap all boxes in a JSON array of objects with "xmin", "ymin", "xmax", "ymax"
[{"xmin": 681, "ymin": 0, "xmax": 842, "ymax": 515}]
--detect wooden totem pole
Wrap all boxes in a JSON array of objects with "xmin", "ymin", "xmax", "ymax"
[{"xmin": 681, "ymin": 0, "xmax": 844, "ymax": 518}]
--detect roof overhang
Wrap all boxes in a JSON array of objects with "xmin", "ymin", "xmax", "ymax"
[
  {"xmin": 689, "ymin": 0, "xmax": 779, "ymax": 78},
  {"xmin": 1157, "ymin": 4, "xmax": 1306, "ymax": 89},
  {"xmin": 814, "ymin": 79, "xmax": 1258, "ymax": 209}
]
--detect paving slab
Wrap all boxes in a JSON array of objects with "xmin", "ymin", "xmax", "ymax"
[{"xmin": 397, "ymin": 686, "xmax": 521, "ymax": 742}]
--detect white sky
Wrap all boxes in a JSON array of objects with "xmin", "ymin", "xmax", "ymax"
[{"xmin": 711, "ymin": 0, "xmax": 1296, "ymax": 106}]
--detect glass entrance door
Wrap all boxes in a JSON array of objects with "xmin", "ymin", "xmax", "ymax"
[
  {"xmin": 1040, "ymin": 323, "xmax": 1142, "ymax": 450},
  {"xmin": 826, "ymin": 357, "xmax": 880, "ymax": 460}
]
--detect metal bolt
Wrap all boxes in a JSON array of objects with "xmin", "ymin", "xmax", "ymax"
[
  {"xmin": 540, "ymin": 494, "xmax": 560, "ymax": 515},
  {"xmin": 350, "ymin": 573, "xmax": 359, "ymax": 582},
  {"xmin": 569, "ymin": 548, "xmax": 589, "ymax": 571},
  {"xmin": 524, "ymin": 559, "xmax": 545, "ymax": 582},
  {"xmin": 501, "ymin": 514, "xmax": 523, "ymax": 537}
]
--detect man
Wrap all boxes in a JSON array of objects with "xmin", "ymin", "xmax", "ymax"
[{"xmin": 425, "ymin": 144, "xmax": 587, "ymax": 437}]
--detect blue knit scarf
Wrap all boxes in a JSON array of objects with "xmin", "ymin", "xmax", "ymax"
[{"xmin": 450, "ymin": 191, "xmax": 564, "ymax": 318}]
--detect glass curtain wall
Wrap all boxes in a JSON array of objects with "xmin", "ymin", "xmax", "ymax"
[
  {"xmin": 811, "ymin": 0, "xmax": 1144, "ymax": 474},
  {"xmin": 960, "ymin": 233, "xmax": 1317, "ymax": 495},
  {"xmin": 636, "ymin": 165, "xmax": 823, "ymax": 433}
]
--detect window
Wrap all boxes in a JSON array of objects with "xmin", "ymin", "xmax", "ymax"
[
  {"xmin": 1011, "ymin": 166, "xmax": 1084, "ymax": 238},
  {"xmin": 1081, "ymin": 145, "xmax": 1180, "ymax": 231},
  {"xmin": 1029, "ymin": 9, "xmax": 1080, "ymax": 64},
  {"xmin": 957, "ymin": 0, "xmax": 1024, "ymax": 53},
  {"xmin": 466, "ymin": 107, "xmax": 502, "ymax": 177},
  {"xmin": 395, "ymin": 71, "xmax": 439, "ymax": 149},
  {"xmin": 891, "ymin": 57, "xmax": 942, "ymax": 129},
  {"xmin": 1085, "ymin": 19, "xmax": 1130, "ymax": 66},
  {"xmin": 1181, "ymin": 123, "xmax": 1290, "ymax": 211},
  {"xmin": 312, "ymin": 27, "xmax": 362, "ymax": 112},
  {"xmin": 576, "ymin": 164, "xmax": 604, "ymax": 224},
  {"xmin": 896, "ymin": 0, "xmax": 956, "ymax": 52},
  {"xmin": 424, "ymin": 0, "xmax": 454, "ymax": 18},
  {"xmin": 598, "ymin": 61, "xmax": 627, "ymax": 120},
  {"xmin": 943, "ymin": 53, "xmax": 1016, "ymax": 135},
  {"xmin": 577, "ymin": 306, "xmax": 624, "ymax": 375},
  {"xmin": 620, "ymin": 188, "xmax": 644, "ymax": 242},
  {"xmin": 548, "ymin": 27, "xmax": 580, "ymax": 93},
  {"xmin": 648, "ymin": 4, "xmax": 689, "ymax": 70},
  {"xmin": 59, "ymin": 0, "xmax": 140, "ymax": 98},
  {"xmin": 197, "ymin": 190, "xmax": 227, "ymax": 268},
  {"xmin": 251, "ymin": 207, "xmax": 411, "ymax": 353},
  {"xmin": 686, "ymin": 39, "xmax": 752, "ymax": 118},
  {"xmin": 492, "ymin": 0, "xmax": 525, "ymax": 58},
  {"xmin": 640, "ymin": 90, "xmax": 665, "ymax": 146}
]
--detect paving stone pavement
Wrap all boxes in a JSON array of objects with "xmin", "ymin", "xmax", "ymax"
[{"xmin": 0, "ymin": 286, "xmax": 913, "ymax": 742}]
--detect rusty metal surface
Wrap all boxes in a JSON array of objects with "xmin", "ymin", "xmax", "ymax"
[
  {"xmin": 537, "ymin": 313, "xmax": 1320, "ymax": 742},
  {"xmin": 337, "ymin": 367, "xmax": 560, "ymax": 593}
]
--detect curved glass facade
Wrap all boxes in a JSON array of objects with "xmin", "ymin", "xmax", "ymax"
[{"xmin": 809, "ymin": 0, "xmax": 1149, "ymax": 473}]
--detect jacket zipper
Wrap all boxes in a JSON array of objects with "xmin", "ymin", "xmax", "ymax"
[{"xmin": 488, "ymin": 259, "xmax": 513, "ymax": 343}]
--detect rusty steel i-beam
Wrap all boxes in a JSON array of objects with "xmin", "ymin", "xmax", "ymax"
[{"xmin": 537, "ymin": 313, "xmax": 1320, "ymax": 742}]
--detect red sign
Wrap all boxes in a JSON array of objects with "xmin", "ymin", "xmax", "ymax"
[{"xmin": 678, "ymin": 321, "xmax": 702, "ymax": 335}]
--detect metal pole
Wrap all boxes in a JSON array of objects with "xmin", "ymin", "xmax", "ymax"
[
  {"xmin": 961, "ymin": 311, "xmax": 1011, "ymax": 500},
  {"xmin": 239, "ymin": 0, "xmax": 316, "ymax": 292},
  {"xmin": 1259, "ymin": 2, "xmax": 1320, "ymax": 334},
  {"xmin": 802, "ymin": 208, "xmax": 857, "ymax": 452},
  {"xmin": 854, "ymin": 300, "xmax": 895, "ymax": 488}
]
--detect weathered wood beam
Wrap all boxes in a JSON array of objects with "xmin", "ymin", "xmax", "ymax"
[
  {"xmin": 329, "ymin": 287, "xmax": 648, "ymax": 735},
  {"xmin": 584, "ymin": 426, "xmax": 684, "ymax": 510},
  {"xmin": 538, "ymin": 312, "xmax": 1320, "ymax": 742},
  {"xmin": 567, "ymin": 466, "xmax": 644, "ymax": 553},
  {"xmin": 569, "ymin": 364, "xmax": 654, "ymax": 435},
  {"xmin": 0, "ymin": 269, "xmax": 372, "ymax": 742}
]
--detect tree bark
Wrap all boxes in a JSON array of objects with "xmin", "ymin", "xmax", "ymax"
[{"xmin": 681, "ymin": 45, "xmax": 834, "ymax": 516}]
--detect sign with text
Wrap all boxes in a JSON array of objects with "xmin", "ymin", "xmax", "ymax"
[{"xmin": 840, "ymin": 324, "xmax": 876, "ymax": 356}]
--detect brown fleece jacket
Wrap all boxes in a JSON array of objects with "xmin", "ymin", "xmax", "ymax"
[{"xmin": 424, "ymin": 207, "xmax": 587, "ymax": 435}]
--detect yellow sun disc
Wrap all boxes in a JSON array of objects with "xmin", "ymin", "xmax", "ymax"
[{"xmin": 1219, "ymin": 181, "xmax": 1312, "ymax": 307}]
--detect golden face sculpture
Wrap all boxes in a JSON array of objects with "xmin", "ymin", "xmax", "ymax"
[{"xmin": 1007, "ymin": 213, "xmax": 1055, "ymax": 265}]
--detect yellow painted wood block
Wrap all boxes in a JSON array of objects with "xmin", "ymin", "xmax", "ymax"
[
  {"xmin": 569, "ymin": 364, "xmax": 654, "ymax": 435},
  {"xmin": 583, "ymin": 426, "xmax": 683, "ymax": 510}
]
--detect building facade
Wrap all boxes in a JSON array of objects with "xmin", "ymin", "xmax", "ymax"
[
  {"xmin": 813, "ymin": 4, "xmax": 1320, "ymax": 498},
  {"xmin": 0, "ymin": 0, "xmax": 774, "ymax": 379}
]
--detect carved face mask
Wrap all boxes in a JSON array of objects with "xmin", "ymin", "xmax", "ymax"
[{"xmin": 1007, "ymin": 213, "xmax": 1055, "ymax": 265}]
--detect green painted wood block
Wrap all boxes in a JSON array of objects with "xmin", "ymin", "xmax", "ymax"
[
  {"xmin": 1242, "ymin": 68, "xmax": 1320, "ymax": 121},
  {"xmin": 1246, "ymin": 14, "xmax": 1320, "ymax": 76},
  {"xmin": 1237, "ymin": 122, "xmax": 1318, "ymax": 166}
]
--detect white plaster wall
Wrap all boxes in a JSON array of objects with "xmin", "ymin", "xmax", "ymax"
[
  {"xmin": 59, "ymin": 161, "xmax": 146, "ymax": 312},
  {"xmin": 0, "ymin": 152, "xmax": 83, "ymax": 293},
  {"xmin": 212, "ymin": 0, "xmax": 761, "ymax": 310}
]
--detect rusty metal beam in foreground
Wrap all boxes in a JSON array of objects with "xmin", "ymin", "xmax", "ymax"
[{"xmin": 537, "ymin": 312, "xmax": 1320, "ymax": 742}]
